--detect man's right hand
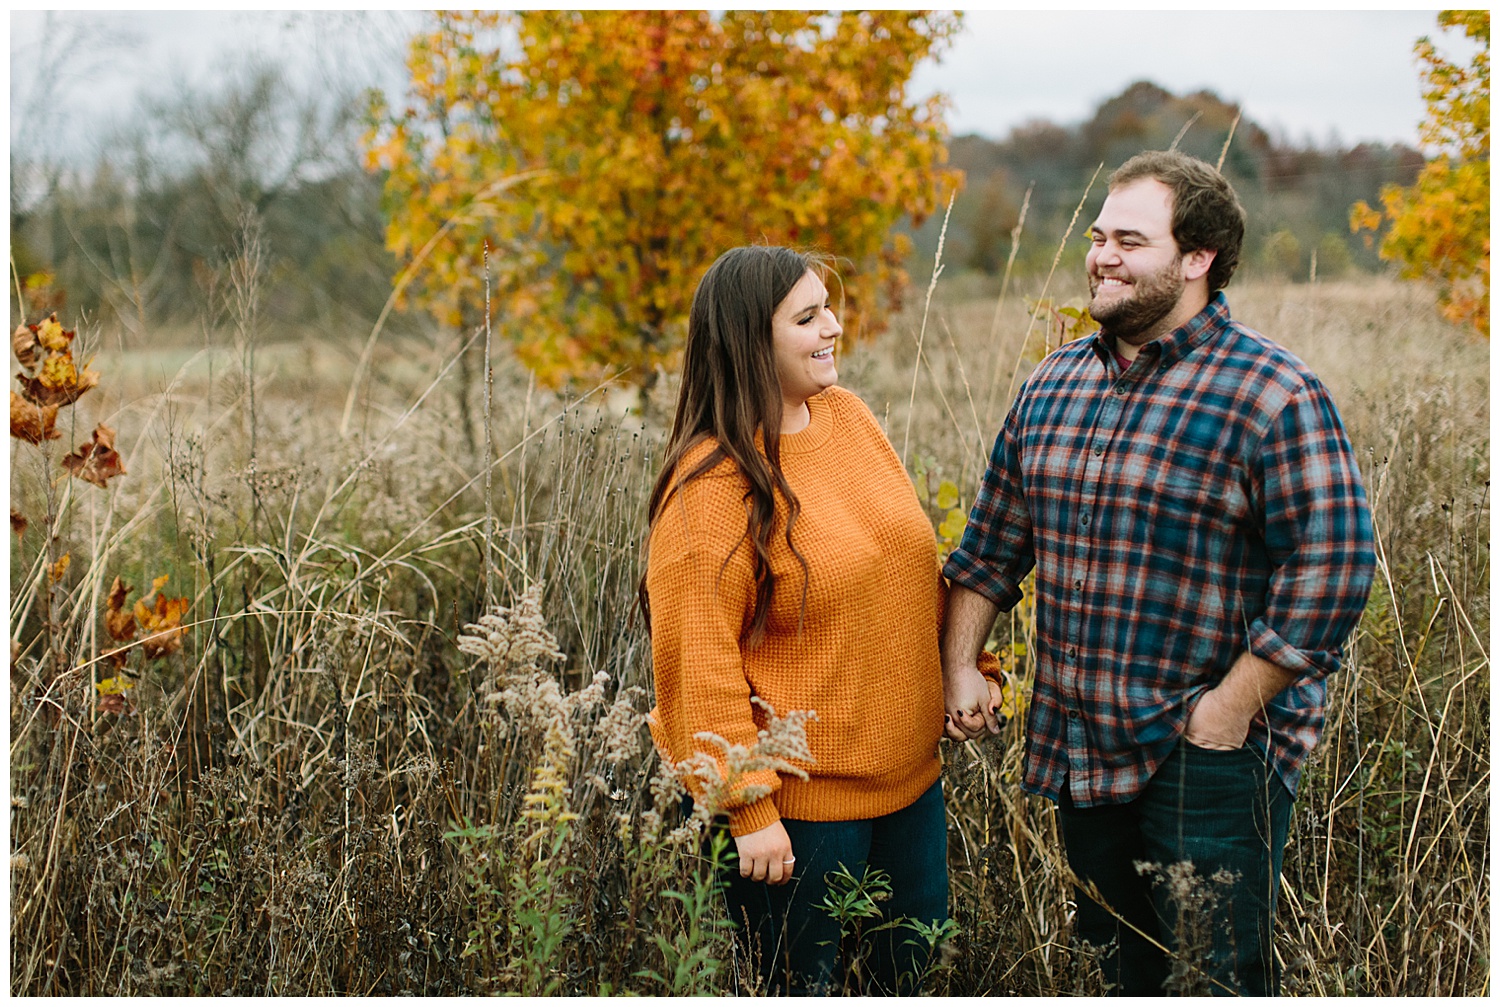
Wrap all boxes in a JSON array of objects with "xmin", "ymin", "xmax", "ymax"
[{"xmin": 944, "ymin": 665, "xmax": 1002, "ymax": 741}]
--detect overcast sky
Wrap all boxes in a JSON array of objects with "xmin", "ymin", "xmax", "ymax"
[{"xmin": 10, "ymin": 9, "xmax": 1463, "ymax": 165}]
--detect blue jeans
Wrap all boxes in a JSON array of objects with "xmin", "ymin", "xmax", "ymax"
[
  {"xmin": 1056, "ymin": 739, "xmax": 1293, "ymax": 996},
  {"xmin": 717, "ymin": 780, "xmax": 949, "ymax": 995}
]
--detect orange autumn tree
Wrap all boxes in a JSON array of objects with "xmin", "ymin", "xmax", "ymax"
[
  {"xmin": 365, "ymin": 10, "xmax": 963, "ymax": 385},
  {"xmin": 1353, "ymin": 10, "xmax": 1489, "ymax": 336}
]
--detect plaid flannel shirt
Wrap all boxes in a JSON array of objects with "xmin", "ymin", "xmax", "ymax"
[{"xmin": 945, "ymin": 293, "xmax": 1375, "ymax": 806}]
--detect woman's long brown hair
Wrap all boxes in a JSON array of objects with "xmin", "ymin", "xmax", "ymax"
[{"xmin": 639, "ymin": 246, "xmax": 828, "ymax": 646}]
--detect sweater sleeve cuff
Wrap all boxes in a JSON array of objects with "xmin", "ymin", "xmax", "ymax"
[
  {"xmin": 728, "ymin": 797, "xmax": 781, "ymax": 837},
  {"xmin": 976, "ymin": 648, "xmax": 1004, "ymax": 685}
]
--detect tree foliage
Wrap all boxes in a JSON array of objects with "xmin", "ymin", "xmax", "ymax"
[
  {"xmin": 364, "ymin": 11, "xmax": 963, "ymax": 385},
  {"xmin": 1353, "ymin": 10, "xmax": 1489, "ymax": 336}
]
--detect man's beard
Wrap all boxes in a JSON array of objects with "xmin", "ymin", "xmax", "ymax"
[{"xmin": 1089, "ymin": 256, "xmax": 1185, "ymax": 343}]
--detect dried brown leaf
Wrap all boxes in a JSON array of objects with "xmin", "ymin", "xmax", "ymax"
[
  {"xmin": 11, "ymin": 509, "xmax": 27, "ymax": 536},
  {"xmin": 13, "ymin": 324, "xmax": 41, "ymax": 370},
  {"xmin": 105, "ymin": 577, "xmax": 137, "ymax": 643},
  {"xmin": 62, "ymin": 423, "xmax": 126, "ymax": 488},
  {"xmin": 98, "ymin": 691, "xmax": 130, "ymax": 715},
  {"xmin": 10, "ymin": 392, "xmax": 60, "ymax": 444}
]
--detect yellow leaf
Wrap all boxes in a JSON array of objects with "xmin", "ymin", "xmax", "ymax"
[
  {"xmin": 95, "ymin": 676, "xmax": 136, "ymax": 695},
  {"xmin": 996, "ymin": 674, "xmax": 1026, "ymax": 720},
  {"xmin": 36, "ymin": 313, "xmax": 71, "ymax": 352},
  {"xmin": 936, "ymin": 480, "xmax": 959, "ymax": 511}
]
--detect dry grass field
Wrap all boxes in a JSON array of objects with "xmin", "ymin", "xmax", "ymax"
[{"xmin": 9, "ymin": 268, "xmax": 1488, "ymax": 994}]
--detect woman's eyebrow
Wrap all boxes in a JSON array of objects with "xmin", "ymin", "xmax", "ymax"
[{"xmin": 790, "ymin": 293, "xmax": 827, "ymax": 316}]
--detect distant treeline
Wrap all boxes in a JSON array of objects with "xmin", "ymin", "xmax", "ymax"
[
  {"xmin": 10, "ymin": 74, "xmax": 1423, "ymax": 337},
  {"xmin": 10, "ymin": 65, "xmax": 398, "ymax": 338},
  {"xmin": 911, "ymin": 80, "xmax": 1426, "ymax": 286}
]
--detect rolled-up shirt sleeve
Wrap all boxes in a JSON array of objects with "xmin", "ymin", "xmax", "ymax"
[
  {"xmin": 1248, "ymin": 377, "xmax": 1376, "ymax": 679},
  {"xmin": 944, "ymin": 399, "xmax": 1036, "ymax": 612}
]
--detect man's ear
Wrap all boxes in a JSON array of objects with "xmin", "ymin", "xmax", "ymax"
[{"xmin": 1182, "ymin": 248, "xmax": 1216, "ymax": 282}]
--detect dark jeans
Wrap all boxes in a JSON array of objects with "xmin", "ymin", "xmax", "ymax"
[
  {"xmin": 1056, "ymin": 739, "xmax": 1293, "ymax": 996},
  {"xmin": 717, "ymin": 779, "xmax": 949, "ymax": 995}
]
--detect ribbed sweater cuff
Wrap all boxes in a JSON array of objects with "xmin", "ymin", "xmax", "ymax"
[
  {"xmin": 728, "ymin": 798, "xmax": 781, "ymax": 836},
  {"xmin": 978, "ymin": 648, "xmax": 1004, "ymax": 683}
]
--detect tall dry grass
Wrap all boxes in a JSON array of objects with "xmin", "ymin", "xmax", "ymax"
[{"xmin": 9, "ymin": 251, "xmax": 1488, "ymax": 993}]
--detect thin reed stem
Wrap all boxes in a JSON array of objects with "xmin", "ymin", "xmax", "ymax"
[
  {"xmin": 1217, "ymin": 109, "xmax": 1242, "ymax": 171},
  {"xmin": 983, "ymin": 182, "xmax": 1032, "ymax": 430},
  {"xmin": 902, "ymin": 191, "xmax": 954, "ymax": 468},
  {"xmin": 999, "ymin": 164, "xmax": 1103, "ymax": 412},
  {"xmin": 484, "ymin": 240, "xmax": 495, "ymax": 609},
  {"xmin": 1169, "ymin": 110, "xmax": 1203, "ymax": 151}
]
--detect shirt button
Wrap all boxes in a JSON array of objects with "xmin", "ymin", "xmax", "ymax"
[
  {"xmin": 1080, "ymin": 513, "xmax": 1091, "ymax": 527},
  {"xmin": 1093, "ymin": 446, "xmax": 1104, "ymax": 456},
  {"xmin": 1066, "ymin": 708, "xmax": 1080, "ymax": 719},
  {"xmin": 1073, "ymin": 579, "xmax": 1083, "ymax": 592},
  {"xmin": 1114, "ymin": 383, "xmax": 1127, "ymax": 395},
  {"xmin": 1067, "ymin": 646, "xmax": 1077, "ymax": 659}
]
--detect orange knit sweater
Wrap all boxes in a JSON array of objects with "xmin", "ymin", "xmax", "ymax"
[{"xmin": 647, "ymin": 385, "xmax": 974, "ymax": 836}]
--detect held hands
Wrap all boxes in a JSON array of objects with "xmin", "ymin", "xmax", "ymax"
[
  {"xmin": 734, "ymin": 820, "xmax": 795, "ymax": 886},
  {"xmin": 943, "ymin": 665, "xmax": 1004, "ymax": 742}
]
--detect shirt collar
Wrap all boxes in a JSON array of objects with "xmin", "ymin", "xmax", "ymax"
[{"xmin": 1090, "ymin": 290, "xmax": 1233, "ymax": 373}]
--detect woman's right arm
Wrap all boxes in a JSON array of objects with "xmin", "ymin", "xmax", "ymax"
[{"xmin": 646, "ymin": 471, "xmax": 784, "ymax": 839}]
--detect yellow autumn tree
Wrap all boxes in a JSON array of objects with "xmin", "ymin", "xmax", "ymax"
[
  {"xmin": 1353, "ymin": 10, "xmax": 1489, "ymax": 336},
  {"xmin": 364, "ymin": 11, "xmax": 963, "ymax": 385}
]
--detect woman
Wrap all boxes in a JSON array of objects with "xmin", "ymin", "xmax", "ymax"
[{"xmin": 641, "ymin": 246, "xmax": 994, "ymax": 994}]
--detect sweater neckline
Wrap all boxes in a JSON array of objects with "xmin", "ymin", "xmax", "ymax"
[{"xmin": 780, "ymin": 388, "xmax": 836, "ymax": 455}]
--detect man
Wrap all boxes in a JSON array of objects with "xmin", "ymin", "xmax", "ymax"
[{"xmin": 941, "ymin": 150, "xmax": 1375, "ymax": 995}]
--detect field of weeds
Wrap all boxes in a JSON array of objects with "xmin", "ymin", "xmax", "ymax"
[{"xmin": 9, "ymin": 268, "xmax": 1489, "ymax": 995}]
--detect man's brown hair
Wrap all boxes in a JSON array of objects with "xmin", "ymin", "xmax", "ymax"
[{"xmin": 1109, "ymin": 151, "xmax": 1246, "ymax": 292}]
